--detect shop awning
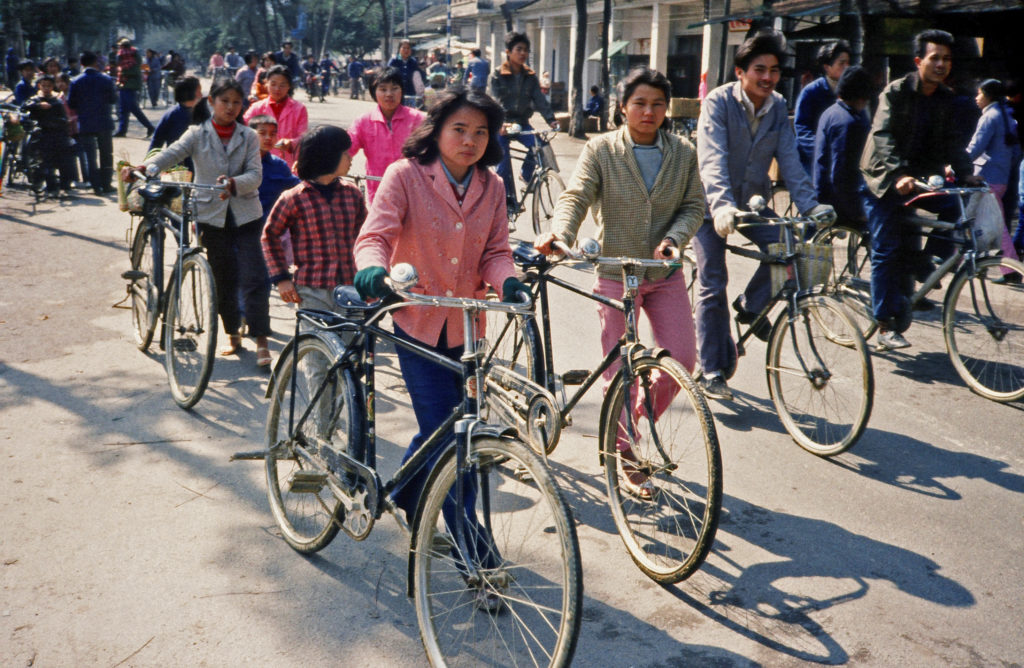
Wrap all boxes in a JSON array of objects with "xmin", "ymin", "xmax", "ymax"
[{"xmin": 587, "ymin": 40, "xmax": 631, "ymax": 61}]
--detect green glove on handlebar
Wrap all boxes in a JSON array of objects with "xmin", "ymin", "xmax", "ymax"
[
  {"xmin": 354, "ymin": 266, "xmax": 389, "ymax": 300},
  {"xmin": 502, "ymin": 277, "xmax": 531, "ymax": 303}
]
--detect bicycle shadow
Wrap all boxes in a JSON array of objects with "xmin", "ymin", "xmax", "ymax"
[
  {"xmin": 705, "ymin": 387, "xmax": 790, "ymax": 437},
  {"xmin": 826, "ymin": 427, "xmax": 1024, "ymax": 500},
  {"xmin": 664, "ymin": 493, "xmax": 973, "ymax": 664}
]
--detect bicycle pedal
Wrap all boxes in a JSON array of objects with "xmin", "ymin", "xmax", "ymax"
[
  {"xmin": 561, "ymin": 370, "xmax": 589, "ymax": 385},
  {"xmin": 171, "ymin": 338, "xmax": 198, "ymax": 352},
  {"xmin": 122, "ymin": 270, "xmax": 147, "ymax": 281},
  {"xmin": 286, "ymin": 470, "xmax": 329, "ymax": 494}
]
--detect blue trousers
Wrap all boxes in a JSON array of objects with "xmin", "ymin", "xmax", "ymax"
[
  {"xmin": 117, "ymin": 88, "xmax": 154, "ymax": 134},
  {"xmin": 497, "ymin": 123, "xmax": 538, "ymax": 204},
  {"xmin": 390, "ymin": 325, "xmax": 497, "ymax": 567},
  {"xmin": 692, "ymin": 217, "xmax": 780, "ymax": 376},
  {"xmin": 861, "ymin": 189, "xmax": 959, "ymax": 331},
  {"xmin": 78, "ymin": 131, "xmax": 113, "ymax": 191}
]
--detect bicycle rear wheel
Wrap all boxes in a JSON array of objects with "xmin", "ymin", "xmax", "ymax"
[
  {"xmin": 413, "ymin": 436, "xmax": 582, "ymax": 667},
  {"xmin": 601, "ymin": 356, "xmax": 722, "ymax": 583},
  {"xmin": 265, "ymin": 335, "xmax": 362, "ymax": 553},
  {"xmin": 767, "ymin": 295, "xmax": 873, "ymax": 456},
  {"xmin": 164, "ymin": 253, "xmax": 218, "ymax": 409},
  {"xmin": 943, "ymin": 256, "xmax": 1024, "ymax": 402},
  {"xmin": 128, "ymin": 221, "xmax": 162, "ymax": 351},
  {"xmin": 813, "ymin": 224, "xmax": 877, "ymax": 341},
  {"xmin": 532, "ymin": 169, "xmax": 565, "ymax": 236}
]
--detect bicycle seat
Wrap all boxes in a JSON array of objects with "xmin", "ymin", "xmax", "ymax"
[
  {"xmin": 511, "ymin": 240, "xmax": 546, "ymax": 268},
  {"xmin": 138, "ymin": 182, "xmax": 182, "ymax": 203},
  {"xmin": 333, "ymin": 284, "xmax": 377, "ymax": 320}
]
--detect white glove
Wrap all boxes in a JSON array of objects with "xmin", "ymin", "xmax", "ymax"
[
  {"xmin": 713, "ymin": 206, "xmax": 742, "ymax": 238},
  {"xmin": 807, "ymin": 204, "xmax": 836, "ymax": 226},
  {"xmin": 145, "ymin": 163, "xmax": 160, "ymax": 178}
]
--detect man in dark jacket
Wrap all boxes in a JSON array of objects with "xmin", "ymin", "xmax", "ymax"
[
  {"xmin": 794, "ymin": 40, "xmax": 851, "ymax": 174},
  {"xmin": 488, "ymin": 31, "xmax": 558, "ymax": 213},
  {"xmin": 273, "ymin": 42, "xmax": 302, "ymax": 87},
  {"xmin": 113, "ymin": 38, "xmax": 155, "ymax": 137},
  {"xmin": 68, "ymin": 51, "xmax": 118, "ymax": 194},
  {"xmin": 859, "ymin": 29, "xmax": 979, "ymax": 350}
]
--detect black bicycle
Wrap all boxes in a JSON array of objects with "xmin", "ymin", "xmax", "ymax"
[
  {"xmin": 0, "ymin": 102, "xmax": 43, "ymax": 200},
  {"xmin": 233, "ymin": 266, "xmax": 582, "ymax": 667},
  {"xmin": 814, "ymin": 178, "xmax": 1024, "ymax": 402},
  {"xmin": 483, "ymin": 238, "xmax": 722, "ymax": 584},
  {"xmin": 122, "ymin": 172, "xmax": 223, "ymax": 409},
  {"xmin": 504, "ymin": 126, "xmax": 565, "ymax": 235}
]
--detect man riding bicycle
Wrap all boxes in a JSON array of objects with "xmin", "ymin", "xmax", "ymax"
[{"xmin": 860, "ymin": 29, "xmax": 980, "ymax": 350}]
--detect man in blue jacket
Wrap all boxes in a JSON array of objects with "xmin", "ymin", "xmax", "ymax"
[
  {"xmin": 794, "ymin": 41, "xmax": 851, "ymax": 174},
  {"xmin": 13, "ymin": 60, "xmax": 37, "ymax": 104},
  {"xmin": 68, "ymin": 51, "xmax": 117, "ymax": 195},
  {"xmin": 693, "ymin": 30, "xmax": 834, "ymax": 401}
]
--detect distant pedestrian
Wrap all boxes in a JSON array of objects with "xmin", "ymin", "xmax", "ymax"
[
  {"xmin": 13, "ymin": 60, "xmax": 37, "ymax": 104},
  {"xmin": 113, "ymin": 38, "xmax": 155, "ymax": 137},
  {"xmin": 387, "ymin": 39, "xmax": 423, "ymax": 107},
  {"xmin": 347, "ymin": 57, "xmax": 364, "ymax": 98},
  {"xmin": 465, "ymin": 48, "xmax": 489, "ymax": 89},
  {"xmin": 794, "ymin": 40, "xmax": 852, "ymax": 174},
  {"xmin": 145, "ymin": 49, "xmax": 162, "ymax": 107},
  {"xmin": 273, "ymin": 41, "xmax": 302, "ymax": 85},
  {"xmin": 68, "ymin": 51, "xmax": 118, "ymax": 194}
]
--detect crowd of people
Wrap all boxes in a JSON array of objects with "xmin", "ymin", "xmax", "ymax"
[{"xmin": 3, "ymin": 27, "xmax": 1020, "ymax": 483}]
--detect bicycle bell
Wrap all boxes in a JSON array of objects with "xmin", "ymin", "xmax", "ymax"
[
  {"xmin": 579, "ymin": 238, "xmax": 601, "ymax": 261},
  {"xmin": 390, "ymin": 263, "xmax": 419, "ymax": 290},
  {"xmin": 927, "ymin": 175, "xmax": 945, "ymax": 189},
  {"xmin": 506, "ymin": 123, "xmax": 522, "ymax": 136},
  {"xmin": 747, "ymin": 194, "xmax": 767, "ymax": 212}
]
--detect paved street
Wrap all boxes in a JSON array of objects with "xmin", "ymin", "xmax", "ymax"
[{"xmin": 1, "ymin": 91, "xmax": 1022, "ymax": 666}]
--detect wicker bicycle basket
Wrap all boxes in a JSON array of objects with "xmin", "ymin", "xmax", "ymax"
[{"xmin": 768, "ymin": 242, "xmax": 833, "ymax": 294}]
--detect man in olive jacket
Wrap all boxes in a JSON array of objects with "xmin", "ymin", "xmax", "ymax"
[{"xmin": 859, "ymin": 29, "xmax": 977, "ymax": 349}]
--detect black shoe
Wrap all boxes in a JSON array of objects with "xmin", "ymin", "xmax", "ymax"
[
  {"xmin": 991, "ymin": 272, "xmax": 1022, "ymax": 285},
  {"xmin": 699, "ymin": 375, "xmax": 734, "ymax": 401},
  {"xmin": 113, "ymin": 131, "xmax": 127, "ymax": 138},
  {"xmin": 733, "ymin": 297, "xmax": 771, "ymax": 342},
  {"xmin": 145, "ymin": 127, "xmax": 154, "ymax": 138},
  {"xmin": 912, "ymin": 298, "xmax": 936, "ymax": 312}
]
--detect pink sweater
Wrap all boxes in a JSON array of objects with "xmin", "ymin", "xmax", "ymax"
[
  {"xmin": 354, "ymin": 158, "xmax": 514, "ymax": 347},
  {"xmin": 243, "ymin": 96, "xmax": 308, "ymax": 167},
  {"xmin": 348, "ymin": 104, "xmax": 425, "ymax": 202}
]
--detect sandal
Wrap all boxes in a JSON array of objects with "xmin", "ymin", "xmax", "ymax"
[
  {"xmin": 619, "ymin": 451, "xmax": 654, "ymax": 501},
  {"xmin": 256, "ymin": 345, "xmax": 272, "ymax": 367},
  {"xmin": 220, "ymin": 334, "xmax": 243, "ymax": 356}
]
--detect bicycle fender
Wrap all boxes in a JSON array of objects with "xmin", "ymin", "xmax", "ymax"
[
  {"xmin": 404, "ymin": 430, "xmax": 518, "ymax": 597},
  {"xmin": 596, "ymin": 351, "xmax": 666, "ymax": 467}
]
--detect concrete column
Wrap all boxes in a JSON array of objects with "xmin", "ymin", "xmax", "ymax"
[
  {"xmin": 649, "ymin": 2, "xmax": 670, "ymax": 73},
  {"xmin": 568, "ymin": 10, "xmax": 579, "ymax": 87},
  {"xmin": 700, "ymin": 22, "xmax": 726, "ymax": 96},
  {"xmin": 539, "ymin": 17, "xmax": 555, "ymax": 81}
]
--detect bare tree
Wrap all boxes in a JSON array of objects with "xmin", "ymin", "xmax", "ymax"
[
  {"xmin": 567, "ymin": 0, "xmax": 588, "ymax": 138},
  {"xmin": 598, "ymin": 0, "xmax": 611, "ymax": 132}
]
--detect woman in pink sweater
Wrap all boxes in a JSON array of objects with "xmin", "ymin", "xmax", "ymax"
[{"xmin": 242, "ymin": 64, "xmax": 307, "ymax": 167}]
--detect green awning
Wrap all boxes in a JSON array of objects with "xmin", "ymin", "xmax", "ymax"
[{"xmin": 587, "ymin": 40, "xmax": 630, "ymax": 61}]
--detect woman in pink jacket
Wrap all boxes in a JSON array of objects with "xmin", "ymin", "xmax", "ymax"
[
  {"xmin": 347, "ymin": 66, "xmax": 425, "ymax": 202},
  {"xmin": 353, "ymin": 88, "xmax": 528, "ymax": 541},
  {"xmin": 242, "ymin": 64, "xmax": 307, "ymax": 167}
]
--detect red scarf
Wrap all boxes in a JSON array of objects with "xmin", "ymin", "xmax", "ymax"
[{"xmin": 212, "ymin": 120, "xmax": 235, "ymax": 140}]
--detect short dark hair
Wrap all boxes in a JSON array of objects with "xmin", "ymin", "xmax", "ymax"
[
  {"xmin": 978, "ymin": 78, "xmax": 1005, "ymax": 101},
  {"xmin": 816, "ymin": 40, "xmax": 851, "ymax": 69},
  {"xmin": 296, "ymin": 125, "xmax": 352, "ymax": 180},
  {"xmin": 265, "ymin": 64, "xmax": 294, "ymax": 96},
  {"xmin": 618, "ymin": 67, "xmax": 671, "ymax": 106},
  {"xmin": 370, "ymin": 66, "xmax": 403, "ymax": 98},
  {"xmin": 208, "ymin": 77, "xmax": 244, "ymax": 102},
  {"xmin": 734, "ymin": 30, "xmax": 786, "ymax": 71},
  {"xmin": 36, "ymin": 74, "xmax": 55, "ymax": 85},
  {"xmin": 174, "ymin": 75, "xmax": 201, "ymax": 104},
  {"xmin": 248, "ymin": 114, "xmax": 278, "ymax": 129},
  {"xmin": 505, "ymin": 31, "xmax": 530, "ymax": 52},
  {"xmin": 836, "ymin": 65, "xmax": 873, "ymax": 102},
  {"xmin": 471, "ymin": 48, "xmax": 481, "ymax": 57},
  {"xmin": 913, "ymin": 29, "xmax": 954, "ymax": 59},
  {"xmin": 590, "ymin": 85, "xmax": 600, "ymax": 94},
  {"xmin": 18, "ymin": 59, "xmax": 35, "ymax": 71},
  {"xmin": 80, "ymin": 51, "xmax": 98, "ymax": 67},
  {"xmin": 42, "ymin": 57, "xmax": 60, "ymax": 71},
  {"xmin": 281, "ymin": 41, "xmax": 293, "ymax": 48},
  {"xmin": 402, "ymin": 86, "xmax": 505, "ymax": 168}
]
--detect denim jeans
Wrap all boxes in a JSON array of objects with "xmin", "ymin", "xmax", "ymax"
[
  {"xmin": 692, "ymin": 217, "xmax": 781, "ymax": 376},
  {"xmin": 117, "ymin": 88, "xmax": 154, "ymax": 134},
  {"xmin": 497, "ymin": 123, "xmax": 538, "ymax": 205}
]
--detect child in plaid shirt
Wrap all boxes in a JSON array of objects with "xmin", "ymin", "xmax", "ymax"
[{"xmin": 261, "ymin": 125, "xmax": 367, "ymax": 312}]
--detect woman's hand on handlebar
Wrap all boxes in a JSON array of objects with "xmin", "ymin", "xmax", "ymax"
[
  {"xmin": 534, "ymin": 232, "xmax": 561, "ymax": 256},
  {"xmin": 121, "ymin": 164, "xmax": 147, "ymax": 183},
  {"xmin": 655, "ymin": 238, "xmax": 679, "ymax": 260}
]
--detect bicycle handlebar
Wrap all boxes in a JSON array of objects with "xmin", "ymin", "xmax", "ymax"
[
  {"xmin": 384, "ymin": 263, "xmax": 534, "ymax": 315},
  {"xmin": 131, "ymin": 171, "xmax": 228, "ymax": 193},
  {"xmin": 551, "ymin": 237, "xmax": 681, "ymax": 269}
]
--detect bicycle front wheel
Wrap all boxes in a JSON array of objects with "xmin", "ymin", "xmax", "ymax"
[
  {"xmin": 767, "ymin": 295, "xmax": 873, "ymax": 456},
  {"xmin": 532, "ymin": 169, "xmax": 565, "ymax": 236},
  {"xmin": 265, "ymin": 335, "xmax": 362, "ymax": 553},
  {"xmin": 601, "ymin": 356, "xmax": 722, "ymax": 584},
  {"xmin": 813, "ymin": 224, "xmax": 877, "ymax": 341},
  {"xmin": 164, "ymin": 253, "xmax": 217, "ymax": 409},
  {"xmin": 413, "ymin": 436, "xmax": 581, "ymax": 667},
  {"xmin": 128, "ymin": 221, "xmax": 162, "ymax": 351},
  {"xmin": 943, "ymin": 256, "xmax": 1024, "ymax": 402}
]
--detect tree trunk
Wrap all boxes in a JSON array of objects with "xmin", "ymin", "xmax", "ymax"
[
  {"xmin": 568, "ymin": 0, "xmax": 588, "ymax": 139},
  {"xmin": 599, "ymin": 0, "xmax": 611, "ymax": 132},
  {"xmin": 378, "ymin": 0, "xmax": 392, "ymax": 63}
]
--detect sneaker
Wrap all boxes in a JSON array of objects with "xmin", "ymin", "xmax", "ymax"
[
  {"xmin": 699, "ymin": 375, "xmax": 733, "ymax": 401},
  {"xmin": 876, "ymin": 329, "xmax": 911, "ymax": 351}
]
